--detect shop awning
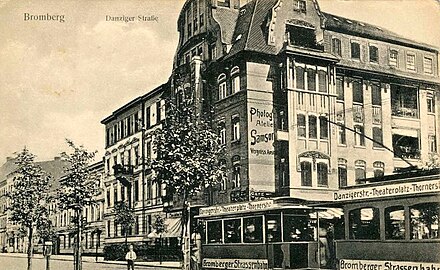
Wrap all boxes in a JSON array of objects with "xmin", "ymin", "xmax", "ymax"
[
  {"xmin": 147, "ymin": 218, "xmax": 182, "ymax": 238},
  {"xmin": 310, "ymin": 208, "xmax": 344, "ymax": 219}
]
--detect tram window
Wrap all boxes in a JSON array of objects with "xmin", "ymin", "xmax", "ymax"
[
  {"xmin": 207, "ymin": 220, "xmax": 222, "ymax": 243},
  {"xmin": 283, "ymin": 215, "xmax": 313, "ymax": 242},
  {"xmin": 244, "ymin": 217, "xmax": 263, "ymax": 243},
  {"xmin": 349, "ymin": 207, "xmax": 380, "ymax": 240},
  {"xmin": 224, "ymin": 218, "xmax": 241, "ymax": 243},
  {"xmin": 266, "ymin": 215, "xmax": 281, "ymax": 242},
  {"xmin": 385, "ymin": 206, "xmax": 405, "ymax": 240},
  {"xmin": 410, "ymin": 203, "xmax": 440, "ymax": 240}
]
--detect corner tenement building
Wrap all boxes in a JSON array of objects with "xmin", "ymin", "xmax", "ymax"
[{"xmin": 100, "ymin": 0, "xmax": 439, "ymax": 251}]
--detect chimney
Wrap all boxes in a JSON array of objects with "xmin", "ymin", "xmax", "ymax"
[{"xmin": 54, "ymin": 156, "xmax": 61, "ymax": 161}]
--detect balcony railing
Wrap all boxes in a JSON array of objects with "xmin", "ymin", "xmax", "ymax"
[
  {"xmin": 392, "ymin": 105, "xmax": 418, "ymax": 119},
  {"xmin": 112, "ymin": 164, "xmax": 134, "ymax": 186}
]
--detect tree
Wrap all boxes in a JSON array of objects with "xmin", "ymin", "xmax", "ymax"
[
  {"xmin": 152, "ymin": 214, "xmax": 167, "ymax": 264},
  {"xmin": 7, "ymin": 148, "xmax": 51, "ymax": 270},
  {"xmin": 58, "ymin": 139, "xmax": 99, "ymax": 270},
  {"xmin": 151, "ymin": 98, "xmax": 226, "ymax": 270},
  {"xmin": 113, "ymin": 201, "xmax": 135, "ymax": 251}
]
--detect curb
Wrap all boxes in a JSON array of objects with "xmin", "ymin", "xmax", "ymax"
[{"xmin": 0, "ymin": 254, "xmax": 181, "ymax": 269}]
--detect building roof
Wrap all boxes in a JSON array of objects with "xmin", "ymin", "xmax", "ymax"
[{"xmin": 212, "ymin": 7, "xmax": 240, "ymax": 45}]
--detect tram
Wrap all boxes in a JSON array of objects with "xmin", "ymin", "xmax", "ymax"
[{"xmin": 196, "ymin": 198, "xmax": 341, "ymax": 270}]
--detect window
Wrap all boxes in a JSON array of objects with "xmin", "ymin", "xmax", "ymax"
[
  {"xmin": 297, "ymin": 114, "xmax": 306, "ymax": 138},
  {"xmin": 193, "ymin": 17, "xmax": 198, "ymax": 32},
  {"xmin": 296, "ymin": 66, "xmax": 305, "ymax": 89},
  {"xmin": 114, "ymin": 222, "xmax": 118, "ymax": 237},
  {"xmin": 319, "ymin": 116, "xmax": 328, "ymax": 139},
  {"xmin": 389, "ymin": 49, "xmax": 398, "ymax": 67},
  {"xmin": 336, "ymin": 77, "xmax": 344, "ymax": 101},
  {"xmin": 244, "ymin": 217, "xmax": 263, "ymax": 243},
  {"xmin": 423, "ymin": 57, "xmax": 433, "ymax": 74},
  {"xmin": 231, "ymin": 115, "xmax": 240, "ymax": 141},
  {"xmin": 369, "ymin": 45, "xmax": 378, "ymax": 63},
  {"xmin": 106, "ymin": 190, "xmax": 111, "ymax": 207},
  {"xmin": 317, "ymin": 162, "xmax": 328, "ymax": 187},
  {"xmin": 429, "ymin": 135, "xmax": 437, "ymax": 153},
  {"xmin": 134, "ymin": 146, "xmax": 139, "ymax": 166},
  {"xmin": 406, "ymin": 53, "xmax": 416, "ymax": 71},
  {"xmin": 352, "ymin": 79, "xmax": 363, "ymax": 104},
  {"xmin": 231, "ymin": 67, "xmax": 240, "ymax": 94},
  {"xmin": 354, "ymin": 125, "xmax": 365, "ymax": 146},
  {"xmin": 218, "ymin": 81, "xmax": 227, "ymax": 100},
  {"xmin": 371, "ymin": 83, "xmax": 381, "ymax": 106},
  {"xmin": 391, "ymin": 84, "xmax": 418, "ymax": 118},
  {"xmin": 207, "ymin": 220, "xmax": 222, "ymax": 243},
  {"xmin": 351, "ymin": 42, "xmax": 360, "ymax": 59},
  {"xmin": 349, "ymin": 207, "xmax": 380, "ymax": 240},
  {"xmin": 107, "ymin": 220, "xmax": 111, "ymax": 237},
  {"xmin": 113, "ymin": 186, "xmax": 118, "ymax": 204},
  {"xmin": 232, "ymin": 162, "xmax": 241, "ymax": 189},
  {"xmin": 283, "ymin": 214, "xmax": 313, "ymax": 241},
  {"xmin": 372, "ymin": 127, "xmax": 383, "ymax": 148},
  {"xmin": 332, "ymin": 38, "xmax": 342, "ymax": 56},
  {"xmin": 300, "ymin": 161, "xmax": 312, "ymax": 186},
  {"xmin": 355, "ymin": 160, "xmax": 366, "ymax": 184},
  {"xmin": 218, "ymin": 121, "xmax": 226, "ymax": 145},
  {"xmin": 338, "ymin": 125, "xmax": 346, "ymax": 145},
  {"xmin": 217, "ymin": 0, "xmax": 230, "ymax": 8},
  {"xmin": 200, "ymin": 13, "xmax": 204, "ymax": 27},
  {"xmin": 318, "ymin": 70, "xmax": 327, "ymax": 93},
  {"xmin": 307, "ymin": 68, "xmax": 316, "ymax": 91},
  {"xmin": 295, "ymin": 0, "xmax": 306, "ymax": 13},
  {"xmin": 266, "ymin": 215, "xmax": 281, "ymax": 242},
  {"xmin": 410, "ymin": 203, "xmax": 440, "ymax": 240},
  {"xmin": 134, "ymin": 179, "xmax": 139, "ymax": 202},
  {"xmin": 427, "ymin": 94, "xmax": 435, "ymax": 113},
  {"xmin": 146, "ymin": 107, "xmax": 151, "ymax": 128},
  {"xmin": 224, "ymin": 218, "xmax": 241, "ymax": 243},
  {"xmin": 338, "ymin": 159, "xmax": 347, "ymax": 187},
  {"xmin": 373, "ymin": 161, "xmax": 384, "ymax": 178},
  {"xmin": 219, "ymin": 159, "xmax": 227, "ymax": 190},
  {"xmin": 385, "ymin": 207, "xmax": 406, "ymax": 240},
  {"xmin": 308, "ymin": 115, "xmax": 317, "ymax": 139},
  {"xmin": 134, "ymin": 216, "xmax": 140, "ymax": 235},
  {"xmin": 146, "ymin": 141, "xmax": 152, "ymax": 161},
  {"xmin": 392, "ymin": 129, "xmax": 420, "ymax": 159},
  {"xmin": 187, "ymin": 22, "xmax": 192, "ymax": 37}
]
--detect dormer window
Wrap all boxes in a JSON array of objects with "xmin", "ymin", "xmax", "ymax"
[
  {"xmin": 217, "ymin": 0, "xmax": 230, "ymax": 8},
  {"xmin": 294, "ymin": 0, "xmax": 306, "ymax": 13},
  {"xmin": 351, "ymin": 41, "xmax": 361, "ymax": 60},
  {"xmin": 369, "ymin": 45, "xmax": 378, "ymax": 63}
]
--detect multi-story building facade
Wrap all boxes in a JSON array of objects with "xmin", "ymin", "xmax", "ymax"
[
  {"xmin": 0, "ymin": 156, "xmax": 68, "ymax": 253},
  {"xmin": 171, "ymin": 0, "xmax": 439, "ymax": 204},
  {"xmin": 100, "ymin": 83, "xmax": 174, "ymax": 246}
]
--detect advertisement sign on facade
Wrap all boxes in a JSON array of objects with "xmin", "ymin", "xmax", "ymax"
[
  {"xmin": 199, "ymin": 200, "xmax": 274, "ymax": 217},
  {"xmin": 339, "ymin": 259, "xmax": 440, "ymax": 270},
  {"xmin": 203, "ymin": 258, "xmax": 269, "ymax": 270}
]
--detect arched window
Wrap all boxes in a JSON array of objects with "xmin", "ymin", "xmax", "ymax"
[
  {"xmin": 373, "ymin": 161, "xmax": 384, "ymax": 178},
  {"xmin": 300, "ymin": 160, "xmax": 312, "ymax": 186},
  {"xmin": 218, "ymin": 121, "xmax": 226, "ymax": 145},
  {"xmin": 231, "ymin": 114, "xmax": 240, "ymax": 141},
  {"xmin": 355, "ymin": 160, "xmax": 366, "ymax": 184},
  {"xmin": 317, "ymin": 162, "xmax": 328, "ymax": 187},
  {"xmin": 218, "ymin": 73, "xmax": 227, "ymax": 100},
  {"xmin": 231, "ymin": 66, "xmax": 240, "ymax": 94},
  {"xmin": 338, "ymin": 158, "xmax": 347, "ymax": 187}
]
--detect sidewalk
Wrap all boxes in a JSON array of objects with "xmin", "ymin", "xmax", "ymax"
[{"xmin": 0, "ymin": 252, "xmax": 181, "ymax": 269}]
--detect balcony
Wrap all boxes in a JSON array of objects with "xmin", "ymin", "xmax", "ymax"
[
  {"xmin": 352, "ymin": 104, "xmax": 364, "ymax": 123},
  {"xmin": 112, "ymin": 164, "xmax": 134, "ymax": 186},
  {"xmin": 392, "ymin": 105, "xmax": 418, "ymax": 119},
  {"xmin": 372, "ymin": 106, "xmax": 382, "ymax": 125}
]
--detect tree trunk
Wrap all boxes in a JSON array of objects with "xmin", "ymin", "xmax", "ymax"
[
  {"xmin": 125, "ymin": 230, "xmax": 128, "ymax": 252},
  {"xmin": 181, "ymin": 191, "xmax": 190, "ymax": 270},
  {"xmin": 76, "ymin": 209, "xmax": 83, "ymax": 270},
  {"xmin": 27, "ymin": 226, "xmax": 33, "ymax": 270}
]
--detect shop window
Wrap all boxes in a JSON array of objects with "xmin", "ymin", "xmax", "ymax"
[
  {"xmin": 391, "ymin": 84, "xmax": 418, "ymax": 118},
  {"xmin": 372, "ymin": 127, "xmax": 383, "ymax": 148},
  {"xmin": 300, "ymin": 161, "xmax": 312, "ymax": 187},
  {"xmin": 308, "ymin": 115, "xmax": 317, "ymax": 139},
  {"xmin": 224, "ymin": 218, "xmax": 241, "ymax": 243},
  {"xmin": 424, "ymin": 57, "xmax": 433, "ymax": 74},
  {"xmin": 338, "ymin": 159, "xmax": 347, "ymax": 187},
  {"xmin": 207, "ymin": 220, "xmax": 223, "ymax": 243},
  {"xmin": 351, "ymin": 42, "xmax": 360, "ymax": 59},
  {"xmin": 318, "ymin": 70, "xmax": 327, "ymax": 93},
  {"xmin": 410, "ymin": 203, "xmax": 440, "ymax": 240},
  {"xmin": 218, "ymin": 121, "xmax": 226, "ymax": 145},
  {"xmin": 392, "ymin": 130, "xmax": 420, "ymax": 159},
  {"xmin": 231, "ymin": 67, "xmax": 240, "ymax": 94},
  {"xmin": 354, "ymin": 125, "xmax": 365, "ymax": 146},
  {"xmin": 349, "ymin": 207, "xmax": 380, "ymax": 240},
  {"xmin": 283, "ymin": 214, "xmax": 313, "ymax": 242},
  {"xmin": 317, "ymin": 162, "xmax": 328, "ymax": 187},
  {"xmin": 389, "ymin": 49, "xmax": 398, "ymax": 67},
  {"xmin": 231, "ymin": 115, "xmax": 240, "ymax": 141},
  {"xmin": 373, "ymin": 161, "xmax": 384, "ymax": 178},
  {"xmin": 297, "ymin": 114, "xmax": 306, "ymax": 138},
  {"xmin": 355, "ymin": 160, "xmax": 366, "ymax": 184},
  {"xmin": 266, "ymin": 215, "xmax": 281, "ymax": 242},
  {"xmin": 319, "ymin": 116, "xmax": 328, "ymax": 139},
  {"xmin": 406, "ymin": 53, "xmax": 416, "ymax": 71},
  {"xmin": 385, "ymin": 206, "xmax": 405, "ymax": 240},
  {"xmin": 369, "ymin": 45, "xmax": 379, "ymax": 63},
  {"xmin": 296, "ymin": 66, "xmax": 305, "ymax": 89},
  {"xmin": 244, "ymin": 217, "xmax": 263, "ymax": 243},
  {"xmin": 332, "ymin": 38, "xmax": 342, "ymax": 57},
  {"xmin": 427, "ymin": 94, "xmax": 435, "ymax": 113},
  {"xmin": 307, "ymin": 69, "xmax": 316, "ymax": 91}
]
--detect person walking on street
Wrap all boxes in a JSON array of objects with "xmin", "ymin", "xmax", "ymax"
[{"xmin": 125, "ymin": 244, "xmax": 137, "ymax": 270}]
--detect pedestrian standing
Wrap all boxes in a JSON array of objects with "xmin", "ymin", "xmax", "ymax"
[{"xmin": 125, "ymin": 244, "xmax": 137, "ymax": 270}]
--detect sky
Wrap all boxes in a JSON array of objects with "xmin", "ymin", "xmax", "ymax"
[{"xmin": 0, "ymin": 0, "xmax": 439, "ymax": 163}]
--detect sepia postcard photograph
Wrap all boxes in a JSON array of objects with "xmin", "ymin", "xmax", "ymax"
[{"xmin": 0, "ymin": 0, "xmax": 439, "ymax": 270}]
